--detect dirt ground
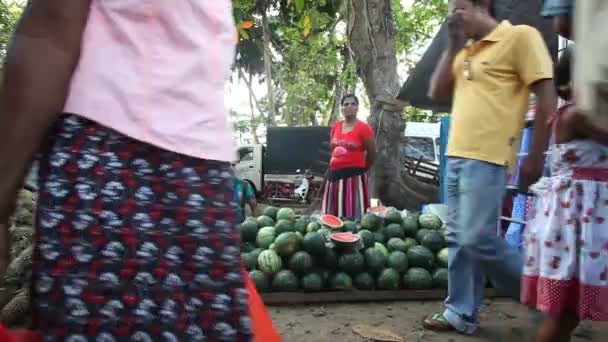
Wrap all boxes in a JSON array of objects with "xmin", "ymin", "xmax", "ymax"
[{"xmin": 269, "ymin": 299, "xmax": 607, "ymax": 342}]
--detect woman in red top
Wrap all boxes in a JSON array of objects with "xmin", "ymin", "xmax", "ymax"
[{"xmin": 322, "ymin": 95, "xmax": 376, "ymax": 220}]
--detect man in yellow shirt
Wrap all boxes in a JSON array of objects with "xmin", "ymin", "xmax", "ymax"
[{"xmin": 422, "ymin": 0, "xmax": 556, "ymax": 334}]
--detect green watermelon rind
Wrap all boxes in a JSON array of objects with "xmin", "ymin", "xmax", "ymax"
[
  {"xmin": 330, "ymin": 272, "xmax": 353, "ymax": 290},
  {"xmin": 288, "ymin": 251, "xmax": 314, "ymax": 275},
  {"xmin": 249, "ymin": 270, "xmax": 270, "ymax": 292},
  {"xmin": 257, "ymin": 249, "xmax": 282, "ymax": 275},
  {"xmin": 376, "ymin": 268, "xmax": 401, "ymax": 290},
  {"xmin": 256, "ymin": 226, "xmax": 276, "ymax": 249},
  {"xmin": 418, "ymin": 213, "xmax": 443, "ymax": 230},
  {"xmin": 274, "ymin": 232, "xmax": 301, "ymax": 257},
  {"xmin": 360, "ymin": 213, "xmax": 382, "ymax": 231},
  {"xmin": 300, "ymin": 272, "xmax": 324, "ymax": 292},
  {"xmin": 403, "ymin": 267, "xmax": 433, "ymax": 290},
  {"xmin": 387, "ymin": 251, "xmax": 409, "ymax": 274},
  {"xmin": 421, "ymin": 230, "xmax": 446, "ymax": 253},
  {"xmin": 437, "ymin": 247, "xmax": 449, "ymax": 268},
  {"xmin": 275, "ymin": 219, "xmax": 295, "ymax": 235},
  {"xmin": 406, "ymin": 245, "xmax": 435, "ymax": 270},
  {"xmin": 277, "ymin": 207, "xmax": 296, "ymax": 222},
  {"xmin": 272, "ymin": 270, "xmax": 299, "ymax": 292}
]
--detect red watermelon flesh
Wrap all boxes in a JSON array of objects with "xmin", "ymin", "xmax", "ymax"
[
  {"xmin": 330, "ymin": 232, "xmax": 360, "ymax": 243},
  {"xmin": 368, "ymin": 206, "xmax": 386, "ymax": 213},
  {"xmin": 320, "ymin": 214, "xmax": 344, "ymax": 229}
]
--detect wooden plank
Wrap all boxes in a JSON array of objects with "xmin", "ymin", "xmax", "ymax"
[{"xmin": 261, "ymin": 289, "xmax": 506, "ymax": 305}]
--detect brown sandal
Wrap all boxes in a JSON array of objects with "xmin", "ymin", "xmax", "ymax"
[{"xmin": 422, "ymin": 312, "xmax": 454, "ymax": 331}]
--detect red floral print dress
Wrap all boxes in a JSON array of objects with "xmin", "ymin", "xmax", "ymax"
[{"xmin": 521, "ymin": 133, "xmax": 608, "ymax": 320}]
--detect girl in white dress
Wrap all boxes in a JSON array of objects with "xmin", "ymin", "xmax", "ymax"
[{"xmin": 521, "ymin": 46, "xmax": 608, "ymax": 342}]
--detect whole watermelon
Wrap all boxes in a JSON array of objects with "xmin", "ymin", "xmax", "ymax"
[
  {"xmin": 418, "ymin": 213, "xmax": 443, "ymax": 230},
  {"xmin": 407, "ymin": 245, "xmax": 435, "ymax": 270},
  {"xmin": 241, "ymin": 242, "xmax": 256, "ymax": 253},
  {"xmin": 242, "ymin": 252, "xmax": 258, "ymax": 271},
  {"xmin": 387, "ymin": 251, "xmax": 408, "ymax": 274},
  {"xmin": 301, "ymin": 272, "xmax": 324, "ymax": 291},
  {"xmin": 401, "ymin": 215, "xmax": 419, "ymax": 238},
  {"xmin": 276, "ymin": 207, "xmax": 296, "ymax": 221},
  {"xmin": 403, "ymin": 267, "xmax": 433, "ymax": 289},
  {"xmin": 256, "ymin": 227, "xmax": 276, "ymax": 249},
  {"xmin": 275, "ymin": 219, "xmax": 295, "ymax": 235},
  {"xmin": 358, "ymin": 230, "xmax": 375, "ymax": 248},
  {"xmin": 249, "ymin": 270, "xmax": 270, "ymax": 292},
  {"xmin": 360, "ymin": 213, "xmax": 382, "ymax": 231},
  {"xmin": 343, "ymin": 220, "xmax": 358, "ymax": 233},
  {"xmin": 376, "ymin": 268, "xmax": 401, "ymax": 290},
  {"xmin": 384, "ymin": 223, "xmax": 405, "ymax": 240},
  {"xmin": 330, "ymin": 272, "xmax": 353, "ymax": 290},
  {"xmin": 354, "ymin": 272, "xmax": 376, "ymax": 290},
  {"xmin": 288, "ymin": 251, "xmax": 314, "ymax": 274},
  {"xmin": 416, "ymin": 228, "xmax": 431, "ymax": 244},
  {"xmin": 256, "ymin": 215, "xmax": 275, "ymax": 229},
  {"xmin": 306, "ymin": 222, "xmax": 321, "ymax": 233},
  {"xmin": 384, "ymin": 210, "xmax": 403, "ymax": 225},
  {"xmin": 272, "ymin": 270, "xmax": 299, "ymax": 292},
  {"xmin": 303, "ymin": 232, "xmax": 326, "ymax": 257},
  {"xmin": 373, "ymin": 230, "xmax": 387, "ymax": 244},
  {"xmin": 274, "ymin": 232, "xmax": 301, "ymax": 257},
  {"xmin": 257, "ymin": 249, "xmax": 282, "ymax": 275},
  {"xmin": 323, "ymin": 248, "xmax": 339, "ymax": 270},
  {"xmin": 387, "ymin": 238, "xmax": 408, "ymax": 253},
  {"xmin": 338, "ymin": 252, "xmax": 365, "ymax": 275},
  {"xmin": 432, "ymin": 268, "xmax": 449, "ymax": 289},
  {"xmin": 403, "ymin": 237, "xmax": 418, "ymax": 251},
  {"xmin": 437, "ymin": 247, "xmax": 449, "ymax": 268},
  {"xmin": 374, "ymin": 242, "xmax": 389, "ymax": 258},
  {"xmin": 364, "ymin": 247, "xmax": 387, "ymax": 273},
  {"xmin": 421, "ymin": 230, "xmax": 446, "ymax": 253},
  {"xmin": 262, "ymin": 206, "xmax": 279, "ymax": 220},
  {"xmin": 240, "ymin": 218, "xmax": 259, "ymax": 242},
  {"xmin": 294, "ymin": 216, "xmax": 311, "ymax": 235}
]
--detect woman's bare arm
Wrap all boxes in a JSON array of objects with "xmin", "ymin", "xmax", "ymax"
[
  {"xmin": 0, "ymin": 1, "xmax": 91, "ymax": 224},
  {"xmin": 363, "ymin": 136, "xmax": 376, "ymax": 169}
]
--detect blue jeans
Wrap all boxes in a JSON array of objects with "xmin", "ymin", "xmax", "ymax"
[{"xmin": 442, "ymin": 158, "xmax": 523, "ymax": 334}]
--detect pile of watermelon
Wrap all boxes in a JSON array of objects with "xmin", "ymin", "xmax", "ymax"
[{"xmin": 240, "ymin": 206, "xmax": 450, "ymax": 293}]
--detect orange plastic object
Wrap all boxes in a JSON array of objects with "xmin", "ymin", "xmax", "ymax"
[{"xmin": 244, "ymin": 270, "xmax": 282, "ymax": 342}]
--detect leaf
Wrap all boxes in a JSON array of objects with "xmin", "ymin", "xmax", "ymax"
[
  {"xmin": 302, "ymin": 15, "xmax": 311, "ymax": 37},
  {"xmin": 294, "ymin": 0, "xmax": 305, "ymax": 13}
]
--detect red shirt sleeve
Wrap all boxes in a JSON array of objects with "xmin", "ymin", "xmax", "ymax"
[{"xmin": 358, "ymin": 122, "xmax": 375, "ymax": 140}]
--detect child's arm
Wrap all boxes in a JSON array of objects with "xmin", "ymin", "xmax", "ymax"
[{"xmin": 562, "ymin": 105, "xmax": 608, "ymax": 145}]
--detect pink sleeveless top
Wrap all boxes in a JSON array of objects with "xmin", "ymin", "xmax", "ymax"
[{"xmin": 64, "ymin": 0, "xmax": 237, "ymax": 161}]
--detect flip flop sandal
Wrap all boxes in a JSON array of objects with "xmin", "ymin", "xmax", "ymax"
[{"xmin": 422, "ymin": 312, "xmax": 454, "ymax": 331}]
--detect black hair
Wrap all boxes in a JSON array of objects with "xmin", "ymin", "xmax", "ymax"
[
  {"xmin": 555, "ymin": 44, "xmax": 573, "ymax": 100},
  {"xmin": 341, "ymin": 94, "xmax": 359, "ymax": 105},
  {"xmin": 470, "ymin": 0, "xmax": 496, "ymax": 18}
]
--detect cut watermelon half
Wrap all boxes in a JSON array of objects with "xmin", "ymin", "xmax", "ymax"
[
  {"xmin": 367, "ymin": 206, "xmax": 386, "ymax": 214},
  {"xmin": 330, "ymin": 232, "xmax": 360, "ymax": 244},
  {"xmin": 320, "ymin": 214, "xmax": 344, "ymax": 230}
]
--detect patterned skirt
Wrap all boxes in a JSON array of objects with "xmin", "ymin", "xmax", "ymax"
[
  {"xmin": 32, "ymin": 115, "xmax": 251, "ymax": 341},
  {"xmin": 321, "ymin": 169, "xmax": 370, "ymax": 220}
]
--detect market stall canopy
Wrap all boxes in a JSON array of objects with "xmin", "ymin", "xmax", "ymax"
[{"xmin": 397, "ymin": 0, "xmax": 558, "ymax": 113}]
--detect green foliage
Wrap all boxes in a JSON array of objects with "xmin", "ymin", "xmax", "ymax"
[
  {"xmin": 402, "ymin": 106, "xmax": 440, "ymax": 123},
  {"xmin": 393, "ymin": 0, "xmax": 447, "ymax": 56},
  {"xmin": 230, "ymin": 0, "xmax": 447, "ymax": 129},
  {"xmin": 0, "ymin": 1, "xmax": 24, "ymax": 60}
]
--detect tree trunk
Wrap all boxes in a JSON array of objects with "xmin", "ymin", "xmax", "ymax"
[
  {"xmin": 348, "ymin": 0, "xmax": 438, "ymax": 210},
  {"xmin": 262, "ymin": 11, "xmax": 276, "ymax": 126}
]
